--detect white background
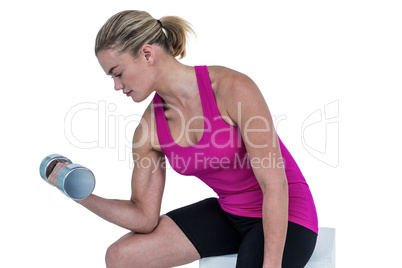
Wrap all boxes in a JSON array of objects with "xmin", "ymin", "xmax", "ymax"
[{"xmin": 1, "ymin": 0, "xmax": 401, "ymax": 267}]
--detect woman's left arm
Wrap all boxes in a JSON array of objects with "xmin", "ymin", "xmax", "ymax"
[{"xmin": 225, "ymin": 72, "xmax": 288, "ymax": 268}]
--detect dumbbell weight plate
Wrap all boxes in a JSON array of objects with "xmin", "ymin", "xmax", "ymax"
[
  {"xmin": 58, "ymin": 164, "xmax": 95, "ymax": 200},
  {"xmin": 40, "ymin": 154, "xmax": 96, "ymax": 200}
]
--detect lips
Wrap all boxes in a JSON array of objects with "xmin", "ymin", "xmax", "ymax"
[{"xmin": 124, "ymin": 90, "xmax": 133, "ymax": 97}]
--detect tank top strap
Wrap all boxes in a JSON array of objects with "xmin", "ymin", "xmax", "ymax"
[
  {"xmin": 152, "ymin": 93, "xmax": 172, "ymax": 146},
  {"xmin": 195, "ymin": 65, "xmax": 221, "ymax": 122}
]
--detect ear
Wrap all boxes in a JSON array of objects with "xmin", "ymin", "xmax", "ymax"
[{"xmin": 141, "ymin": 44, "xmax": 154, "ymax": 63}]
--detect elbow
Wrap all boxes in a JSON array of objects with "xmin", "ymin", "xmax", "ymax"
[
  {"xmin": 144, "ymin": 217, "xmax": 159, "ymax": 233},
  {"xmin": 143, "ymin": 210, "xmax": 160, "ymax": 233},
  {"xmin": 260, "ymin": 176, "xmax": 288, "ymax": 196},
  {"xmin": 130, "ymin": 215, "xmax": 159, "ymax": 234},
  {"xmin": 128, "ymin": 199, "xmax": 160, "ymax": 233}
]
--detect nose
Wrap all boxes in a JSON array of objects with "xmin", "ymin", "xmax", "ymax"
[{"xmin": 113, "ymin": 79, "xmax": 124, "ymax": 91}]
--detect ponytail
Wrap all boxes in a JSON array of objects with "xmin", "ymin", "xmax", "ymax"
[
  {"xmin": 158, "ymin": 16, "xmax": 195, "ymax": 59},
  {"xmin": 95, "ymin": 10, "xmax": 195, "ymax": 59}
]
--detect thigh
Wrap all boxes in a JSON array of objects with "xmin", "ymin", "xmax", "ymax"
[
  {"xmin": 166, "ymin": 198, "xmax": 242, "ymax": 258},
  {"xmin": 106, "ymin": 215, "xmax": 200, "ymax": 268},
  {"xmin": 282, "ymin": 222, "xmax": 317, "ymax": 268},
  {"xmin": 235, "ymin": 221, "xmax": 317, "ymax": 268},
  {"xmin": 235, "ymin": 222, "xmax": 264, "ymax": 268}
]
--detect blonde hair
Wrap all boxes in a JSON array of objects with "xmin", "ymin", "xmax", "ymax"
[{"xmin": 95, "ymin": 10, "xmax": 195, "ymax": 59}]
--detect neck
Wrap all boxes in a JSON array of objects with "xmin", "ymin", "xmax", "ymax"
[{"xmin": 152, "ymin": 49, "xmax": 198, "ymax": 110}]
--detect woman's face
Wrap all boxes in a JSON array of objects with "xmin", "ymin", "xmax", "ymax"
[{"xmin": 97, "ymin": 48, "xmax": 155, "ymax": 102}]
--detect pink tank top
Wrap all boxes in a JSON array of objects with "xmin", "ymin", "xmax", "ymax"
[{"xmin": 152, "ymin": 66, "xmax": 318, "ymax": 234}]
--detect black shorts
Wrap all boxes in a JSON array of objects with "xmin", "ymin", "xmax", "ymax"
[{"xmin": 166, "ymin": 198, "xmax": 317, "ymax": 268}]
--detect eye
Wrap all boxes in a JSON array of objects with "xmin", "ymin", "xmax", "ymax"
[{"xmin": 111, "ymin": 73, "xmax": 122, "ymax": 79}]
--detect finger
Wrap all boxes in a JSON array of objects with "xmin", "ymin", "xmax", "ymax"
[{"xmin": 48, "ymin": 162, "xmax": 69, "ymax": 186}]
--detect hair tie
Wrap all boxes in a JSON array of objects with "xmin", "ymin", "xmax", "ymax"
[{"xmin": 157, "ymin": 19, "xmax": 163, "ymax": 28}]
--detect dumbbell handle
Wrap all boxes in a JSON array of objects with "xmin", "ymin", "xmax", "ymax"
[{"xmin": 40, "ymin": 154, "xmax": 72, "ymax": 183}]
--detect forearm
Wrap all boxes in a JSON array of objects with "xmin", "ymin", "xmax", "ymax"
[
  {"xmin": 262, "ymin": 181, "xmax": 289, "ymax": 268},
  {"xmin": 75, "ymin": 194, "xmax": 155, "ymax": 233}
]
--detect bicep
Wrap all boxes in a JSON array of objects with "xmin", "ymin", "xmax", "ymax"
[{"xmin": 130, "ymin": 111, "xmax": 166, "ymax": 221}]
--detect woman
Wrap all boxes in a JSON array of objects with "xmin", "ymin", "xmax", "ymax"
[{"xmin": 49, "ymin": 10, "xmax": 318, "ymax": 268}]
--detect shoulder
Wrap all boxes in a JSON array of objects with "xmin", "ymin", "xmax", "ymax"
[
  {"xmin": 208, "ymin": 66, "xmax": 265, "ymax": 122},
  {"xmin": 208, "ymin": 65, "xmax": 260, "ymax": 101}
]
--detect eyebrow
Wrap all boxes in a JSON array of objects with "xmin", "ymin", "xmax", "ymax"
[{"xmin": 107, "ymin": 66, "xmax": 118, "ymax": 75}]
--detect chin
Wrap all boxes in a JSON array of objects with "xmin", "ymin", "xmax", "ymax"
[
  {"xmin": 132, "ymin": 90, "xmax": 154, "ymax": 103},
  {"xmin": 131, "ymin": 97, "xmax": 141, "ymax": 103},
  {"xmin": 131, "ymin": 94, "xmax": 148, "ymax": 103}
]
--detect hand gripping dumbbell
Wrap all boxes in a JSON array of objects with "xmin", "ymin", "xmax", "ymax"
[{"xmin": 39, "ymin": 154, "xmax": 95, "ymax": 200}]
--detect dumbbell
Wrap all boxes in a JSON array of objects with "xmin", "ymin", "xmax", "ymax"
[{"xmin": 39, "ymin": 154, "xmax": 96, "ymax": 200}]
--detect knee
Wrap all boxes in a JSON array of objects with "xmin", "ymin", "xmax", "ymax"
[
  {"xmin": 105, "ymin": 242, "xmax": 123, "ymax": 268},
  {"xmin": 105, "ymin": 237, "xmax": 145, "ymax": 268},
  {"xmin": 106, "ymin": 240, "xmax": 139, "ymax": 268}
]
